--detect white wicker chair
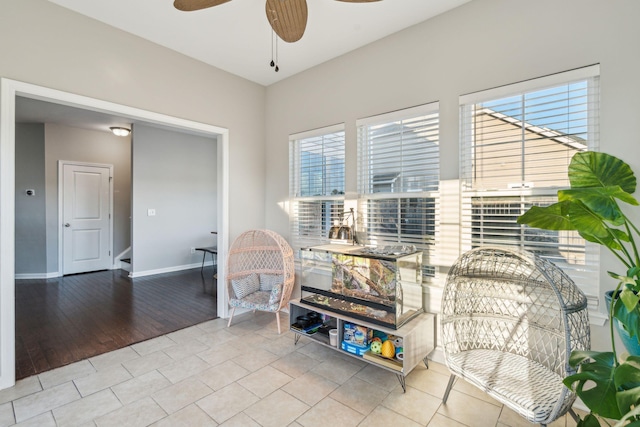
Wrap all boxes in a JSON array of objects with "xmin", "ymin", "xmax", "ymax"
[
  {"xmin": 440, "ymin": 247, "xmax": 590, "ymax": 426},
  {"xmin": 226, "ymin": 229, "xmax": 295, "ymax": 334}
]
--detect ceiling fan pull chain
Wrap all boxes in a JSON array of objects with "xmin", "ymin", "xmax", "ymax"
[
  {"xmin": 270, "ymin": 28, "xmax": 275, "ymax": 68},
  {"xmin": 274, "ymin": 33, "xmax": 279, "ymax": 72}
]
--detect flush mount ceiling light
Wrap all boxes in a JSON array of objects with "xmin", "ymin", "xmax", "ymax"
[
  {"xmin": 173, "ymin": 0, "xmax": 381, "ymax": 72},
  {"xmin": 110, "ymin": 127, "xmax": 131, "ymax": 137}
]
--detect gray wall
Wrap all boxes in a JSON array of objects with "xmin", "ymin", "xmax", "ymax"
[
  {"xmin": 0, "ymin": 0, "xmax": 259, "ymax": 388},
  {"xmin": 263, "ymin": 0, "xmax": 640, "ymax": 352},
  {"xmin": 44, "ymin": 123, "xmax": 132, "ymax": 274},
  {"xmin": 15, "ymin": 124, "xmax": 46, "ymax": 275},
  {"xmin": 132, "ymin": 124, "xmax": 217, "ymax": 273},
  {"xmin": 0, "ymin": 0, "xmax": 266, "ymax": 244}
]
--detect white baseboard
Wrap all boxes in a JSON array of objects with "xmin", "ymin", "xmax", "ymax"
[
  {"xmin": 15, "ymin": 272, "xmax": 60, "ymax": 280},
  {"xmin": 428, "ymin": 346, "xmax": 445, "ymax": 365},
  {"xmin": 16, "ymin": 261, "xmax": 216, "ymax": 279},
  {"xmin": 128, "ymin": 262, "xmax": 213, "ymax": 278}
]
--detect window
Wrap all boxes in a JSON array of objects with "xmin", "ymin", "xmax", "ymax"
[
  {"xmin": 357, "ymin": 103, "xmax": 440, "ymax": 275},
  {"xmin": 460, "ymin": 65, "xmax": 600, "ymax": 306},
  {"xmin": 290, "ymin": 124, "xmax": 345, "ymax": 250}
]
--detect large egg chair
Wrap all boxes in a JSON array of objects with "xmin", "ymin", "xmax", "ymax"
[
  {"xmin": 440, "ymin": 247, "xmax": 590, "ymax": 426},
  {"xmin": 225, "ymin": 229, "xmax": 295, "ymax": 334}
]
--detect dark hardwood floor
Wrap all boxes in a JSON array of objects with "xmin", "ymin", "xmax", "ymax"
[{"xmin": 15, "ymin": 267, "xmax": 218, "ymax": 380}]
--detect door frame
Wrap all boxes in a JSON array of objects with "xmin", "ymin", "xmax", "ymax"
[
  {"xmin": 58, "ymin": 161, "xmax": 114, "ymax": 275},
  {"xmin": 0, "ymin": 78, "xmax": 230, "ymax": 390}
]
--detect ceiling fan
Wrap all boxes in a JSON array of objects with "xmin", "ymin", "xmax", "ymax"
[{"xmin": 173, "ymin": 0, "xmax": 381, "ymax": 44}]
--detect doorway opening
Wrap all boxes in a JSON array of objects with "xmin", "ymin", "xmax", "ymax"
[{"xmin": 1, "ymin": 77, "xmax": 230, "ymax": 389}]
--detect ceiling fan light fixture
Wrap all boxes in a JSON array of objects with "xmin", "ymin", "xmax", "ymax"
[
  {"xmin": 174, "ymin": 0, "xmax": 381, "ymax": 71},
  {"xmin": 110, "ymin": 127, "xmax": 131, "ymax": 137},
  {"xmin": 266, "ymin": 0, "xmax": 307, "ymax": 43}
]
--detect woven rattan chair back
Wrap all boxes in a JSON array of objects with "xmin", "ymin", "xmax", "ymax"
[
  {"xmin": 226, "ymin": 229, "xmax": 295, "ymax": 333},
  {"xmin": 440, "ymin": 247, "xmax": 590, "ymax": 426}
]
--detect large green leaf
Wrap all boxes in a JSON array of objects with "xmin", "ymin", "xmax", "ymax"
[
  {"xmin": 615, "ymin": 356, "xmax": 640, "ymax": 387},
  {"xmin": 613, "ymin": 292, "xmax": 640, "ymax": 341},
  {"xmin": 611, "ymin": 228, "xmax": 632, "ymax": 243},
  {"xmin": 567, "ymin": 201, "xmax": 625, "ymax": 251},
  {"xmin": 517, "ymin": 201, "xmax": 574, "ymax": 230},
  {"xmin": 616, "ymin": 388, "xmax": 640, "ymax": 419},
  {"xmin": 580, "ymin": 231, "xmax": 622, "ymax": 251},
  {"xmin": 615, "ymin": 405, "xmax": 640, "ymax": 427},
  {"xmin": 560, "ymin": 186, "xmax": 638, "ymax": 224},
  {"xmin": 620, "ymin": 286, "xmax": 640, "ymax": 314},
  {"xmin": 562, "ymin": 186, "xmax": 639, "ymax": 206},
  {"xmin": 565, "ymin": 351, "xmax": 621, "ymax": 419},
  {"xmin": 567, "ymin": 200, "xmax": 615, "ymax": 238},
  {"xmin": 517, "ymin": 200, "xmax": 626, "ymax": 251},
  {"xmin": 615, "ymin": 356, "xmax": 640, "ymax": 421},
  {"xmin": 569, "ymin": 151, "xmax": 637, "ymax": 194},
  {"xmin": 578, "ymin": 230, "xmax": 624, "ymax": 250},
  {"xmin": 578, "ymin": 414, "xmax": 602, "ymax": 427}
]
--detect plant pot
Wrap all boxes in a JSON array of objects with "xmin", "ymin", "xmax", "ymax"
[{"xmin": 605, "ymin": 290, "xmax": 640, "ymax": 356}]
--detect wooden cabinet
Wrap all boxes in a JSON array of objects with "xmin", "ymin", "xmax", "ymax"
[{"xmin": 289, "ymin": 299, "xmax": 435, "ymax": 391}]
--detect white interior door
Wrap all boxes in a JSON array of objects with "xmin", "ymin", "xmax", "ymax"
[{"xmin": 62, "ymin": 163, "xmax": 112, "ymax": 275}]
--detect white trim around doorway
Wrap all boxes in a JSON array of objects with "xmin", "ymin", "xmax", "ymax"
[{"xmin": 0, "ymin": 78, "xmax": 230, "ymax": 391}]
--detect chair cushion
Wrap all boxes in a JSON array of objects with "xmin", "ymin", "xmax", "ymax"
[
  {"xmin": 229, "ymin": 291, "xmax": 278, "ymax": 311},
  {"xmin": 446, "ymin": 349, "xmax": 572, "ymax": 424},
  {"xmin": 268, "ymin": 283, "xmax": 283, "ymax": 305},
  {"xmin": 259, "ymin": 273, "xmax": 283, "ymax": 291},
  {"xmin": 231, "ymin": 273, "xmax": 260, "ymax": 299}
]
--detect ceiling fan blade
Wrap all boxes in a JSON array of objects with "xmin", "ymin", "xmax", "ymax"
[
  {"xmin": 266, "ymin": 0, "xmax": 308, "ymax": 43},
  {"xmin": 335, "ymin": 0, "xmax": 382, "ymax": 2},
  {"xmin": 173, "ymin": 0, "xmax": 232, "ymax": 12}
]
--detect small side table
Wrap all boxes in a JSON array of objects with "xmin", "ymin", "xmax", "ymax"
[{"xmin": 195, "ymin": 246, "xmax": 217, "ymax": 275}]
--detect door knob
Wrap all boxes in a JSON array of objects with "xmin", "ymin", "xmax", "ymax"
[{"xmin": 64, "ymin": 223, "xmax": 71, "ymax": 227}]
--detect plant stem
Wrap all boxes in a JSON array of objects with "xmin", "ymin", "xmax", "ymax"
[
  {"xmin": 621, "ymin": 212, "xmax": 640, "ymax": 265},
  {"xmin": 597, "ymin": 229, "xmax": 633, "ymax": 269},
  {"xmin": 609, "ymin": 225, "xmax": 635, "ymax": 267},
  {"xmin": 609, "ymin": 282, "xmax": 623, "ymax": 367}
]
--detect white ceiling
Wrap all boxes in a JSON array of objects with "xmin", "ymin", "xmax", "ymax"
[
  {"xmin": 47, "ymin": 0, "xmax": 471, "ymax": 86},
  {"xmin": 18, "ymin": 0, "xmax": 470, "ymax": 131},
  {"xmin": 15, "ymin": 96, "xmax": 215, "ymax": 138},
  {"xmin": 16, "ymin": 97, "xmax": 132, "ymax": 133}
]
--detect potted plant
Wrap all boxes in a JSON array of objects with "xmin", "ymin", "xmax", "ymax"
[{"xmin": 517, "ymin": 151, "xmax": 640, "ymax": 426}]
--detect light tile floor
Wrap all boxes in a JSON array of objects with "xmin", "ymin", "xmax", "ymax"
[{"xmin": 0, "ymin": 312, "xmax": 586, "ymax": 426}]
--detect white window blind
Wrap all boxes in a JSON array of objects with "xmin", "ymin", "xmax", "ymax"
[
  {"xmin": 357, "ymin": 103, "xmax": 440, "ymax": 275},
  {"xmin": 460, "ymin": 65, "xmax": 601, "ymax": 307},
  {"xmin": 290, "ymin": 125, "xmax": 345, "ymax": 250}
]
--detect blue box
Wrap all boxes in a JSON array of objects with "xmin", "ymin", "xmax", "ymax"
[
  {"xmin": 341, "ymin": 340, "xmax": 370, "ymax": 357},
  {"xmin": 343, "ymin": 322, "xmax": 373, "ymax": 346}
]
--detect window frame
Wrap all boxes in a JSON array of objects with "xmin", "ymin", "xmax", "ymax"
[
  {"xmin": 357, "ymin": 102, "xmax": 440, "ymax": 277},
  {"xmin": 459, "ymin": 65, "xmax": 601, "ymax": 309},
  {"xmin": 289, "ymin": 124, "xmax": 346, "ymax": 251}
]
